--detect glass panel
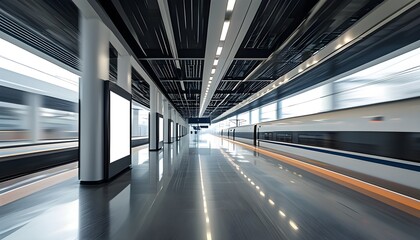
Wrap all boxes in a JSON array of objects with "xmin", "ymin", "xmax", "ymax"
[
  {"xmin": 281, "ymin": 85, "xmax": 330, "ymax": 119},
  {"xmin": 237, "ymin": 112, "xmax": 250, "ymax": 126},
  {"xmin": 335, "ymin": 46, "xmax": 420, "ymax": 109},
  {"xmin": 251, "ymin": 109, "xmax": 259, "ymax": 124},
  {"xmin": 260, "ymin": 102, "xmax": 277, "ymax": 122},
  {"xmin": 132, "ymin": 102, "xmax": 149, "ymax": 138}
]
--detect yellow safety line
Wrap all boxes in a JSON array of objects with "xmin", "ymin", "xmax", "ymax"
[
  {"xmin": 0, "ymin": 169, "xmax": 77, "ymax": 206},
  {"xmin": 223, "ymin": 137, "xmax": 420, "ymax": 218}
]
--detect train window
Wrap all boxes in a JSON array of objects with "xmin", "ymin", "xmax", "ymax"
[
  {"xmin": 298, "ymin": 132, "xmax": 331, "ymax": 148},
  {"xmin": 276, "ymin": 132, "xmax": 292, "ymax": 143}
]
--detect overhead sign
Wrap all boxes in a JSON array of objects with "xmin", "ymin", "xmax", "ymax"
[{"xmin": 188, "ymin": 117, "xmax": 211, "ymax": 124}]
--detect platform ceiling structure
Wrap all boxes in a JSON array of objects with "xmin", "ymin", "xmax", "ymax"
[{"xmin": 1, "ymin": 0, "xmax": 419, "ymax": 119}]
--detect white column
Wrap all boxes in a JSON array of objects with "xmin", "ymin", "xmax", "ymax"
[
  {"xmin": 149, "ymin": 85, "xmax": 158, "ymax": 150},
  {"xmin": 157, "ymin": 91, "xmax": 163, "ymax": 114},
  {"xmin": 174, "ymin": 112, "xmax": 178, "ymax": 141},
  {"xmin": 171, "ymin": 108, "xmax": 176, "ymax": 142},
  {"xmin": 117, "ymin": 54, "xmax": 131, "ymax": 93},
  {"xmin": 27, "ymin": 93, "xmax": 41, "ymax": 142},
  {"xmin": 79, "ymin": 16, "xmax": 109, "ymax": 182},
  {"xmin": 163, "ymin": 100, "xmax": 169, "ymax": 143},
  {"xmin": 276, "ymin": 100, "xmax": 282, "ymax": 120}
]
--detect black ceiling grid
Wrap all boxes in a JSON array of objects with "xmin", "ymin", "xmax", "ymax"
[
  {"xmin": 215, "ymin": 3, "xmax": 420, "ymax": 123},
  {"xmin": 0, "ymin": 0, "xmax": 79, "ymax": 71},
  {"xmin": 207, "ymin": 0, "xmax": 384, "ymax": 120},
  {"xmin": 168, "ymin": 0, "xmax": 211, "ymax": 58},
  {"xmin": 146, "ymin": 59, "xmax": 204, "ymax": 116}
]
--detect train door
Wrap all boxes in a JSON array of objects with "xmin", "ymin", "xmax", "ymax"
[
  {"xmin": 221, "ymin": 129, "xmax": 223, "ymax": 137},
  {"xmin": 233, "ymin": 129, "xmax": 235, "ymax": 141},
  {"xmin": 253, "ymin": 125, "xmax": 257, "ymax": 146}
]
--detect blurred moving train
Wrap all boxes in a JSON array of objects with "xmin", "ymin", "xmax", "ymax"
[{"xmin": 221, "ymin": 98, "xmax": 420, "ymax": 189}]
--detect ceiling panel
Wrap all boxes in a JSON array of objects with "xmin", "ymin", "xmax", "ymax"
[
  {"xmin": 223, "ymin": 60, "xmax": 263, "ymax": 80},
  {"xmin": 235, "ymin": 0, "xmax": 318, "ymax": 58},
  {"xmin": 252, "ymin": 0, "xmax": 384, "ymax": 80},
  {"xmin": 168, "ymin": 0, "xmax": 211, "ymax": 58}
]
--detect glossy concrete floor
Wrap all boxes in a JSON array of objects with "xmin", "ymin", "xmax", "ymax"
[{"xmin": 0, "ymin": 134, "xmax": 419, "ymax": 240}]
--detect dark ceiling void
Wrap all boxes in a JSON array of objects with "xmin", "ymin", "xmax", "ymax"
[
  {"xmin": 132, "ymin": 67, "xmax": 150, "ymax": 108},
  {"xmin": 205, "ymin": 0, "xmax": 384, "ymax": 120},
  {"xmin": 215, "ymin": 3, "xmax": 420, "ymax": 123},
  {"xmin": 168, "ymin": 0, "xmax": 211, "ymax": 58},
  {"xmin": 0, "ymin": 0, "xmax": 79, "ymax": 70}
]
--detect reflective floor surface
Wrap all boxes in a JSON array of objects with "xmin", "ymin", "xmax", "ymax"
[{"xmin": 0, "ymin": 134, "xmax": 419, "ymax": 240}]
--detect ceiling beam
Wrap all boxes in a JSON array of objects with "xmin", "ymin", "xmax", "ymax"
[
  {"xmin": 199, "ymin": 0, "xmax": 262, "ymax": 117},
  {"xmin": 137, "ymin": 57, "xmax": 267, "ymax": 61},
  {"xmin": 158, "ymin": 0, "xmax": 192, "ymax": 116},
  {"xmin": 138, "ymin": 58, "xmax": 205, "ymax": 61}
]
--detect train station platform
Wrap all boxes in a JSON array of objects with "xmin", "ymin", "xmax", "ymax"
[{"xmin": 0, "ymin": 134, "xmax": 419, "ymax": 240}]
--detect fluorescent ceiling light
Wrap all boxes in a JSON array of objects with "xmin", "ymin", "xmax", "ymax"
[
  {"xmin": 227, "ymin": 0, "xmax": 236, "ymax": 11},
  {"xmin": 211, "ymin": 68, "xmax": 216, "ymax": 74},
  {"xmin": 210, "ymin": 77, "xmax": 213, "ymax": 80},
  {"xmin": 216, "ymin": 47, "xmax": 223, "ymax": 56},
  {"xmin": 213, "ymin": 59, "xmax": 219, "ymax": 65},
  {"xmin": 220, "ymin": 21, "xmax": 230, "ymax": 41},
  {"xmin": 180, "ymin": 81, "xmax": 185, "ymax": 91},
  {"xmin": 209, "ymin": 81, "xmax": 212, "ymax": 84}
]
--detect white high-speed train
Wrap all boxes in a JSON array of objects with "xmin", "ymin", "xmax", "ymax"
[{"xmin": 221, "ymin": 98, "xmax": 420, "ymax": 189}]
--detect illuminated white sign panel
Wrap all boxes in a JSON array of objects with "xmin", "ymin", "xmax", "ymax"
[
  {"xmin": 110, "ymin": 91, "xmax": 130, "ymax": 163},
  {"xmin": 170, "ymin": 121, "xmax": 174, "ymax": 138},
  {"xmin": 159, "ymin": 116, "xmax": 164, "ymax": 142}
]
